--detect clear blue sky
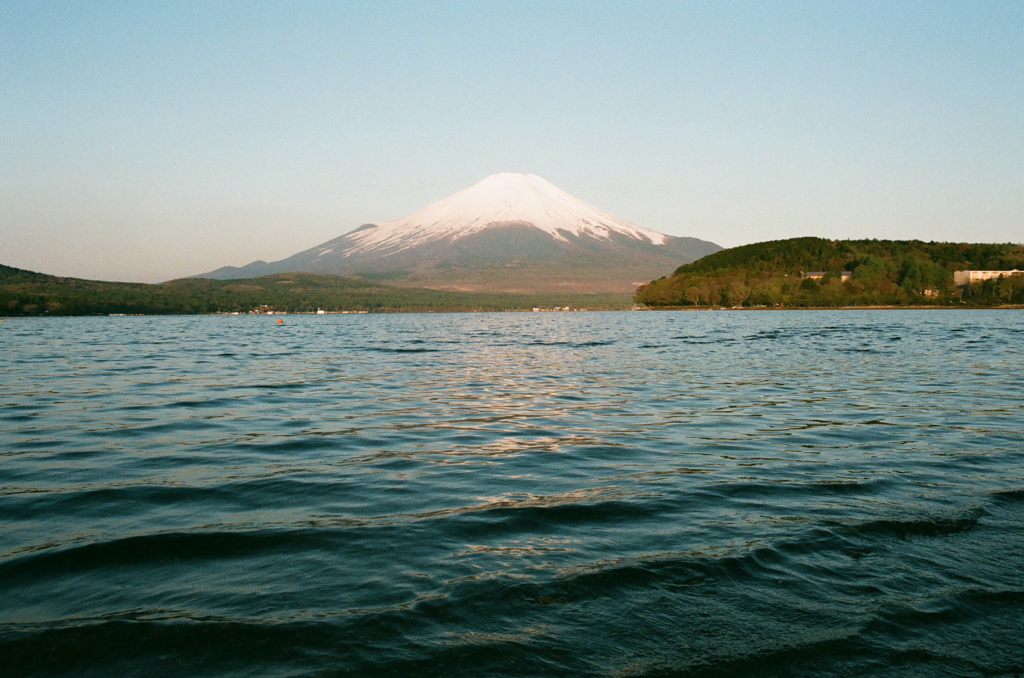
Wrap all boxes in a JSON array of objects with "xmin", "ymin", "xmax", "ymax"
[{"xmin": 2, "ymin": 1, "xmax": 1021, "ymax": 282}]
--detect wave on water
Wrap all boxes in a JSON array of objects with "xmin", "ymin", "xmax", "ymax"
[{"xmin": 1, "ymin": 310, "xmax": 1023, "ymax": 677}]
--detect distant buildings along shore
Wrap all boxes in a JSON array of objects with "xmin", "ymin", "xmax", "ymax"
[{"xmin": 953, "ymin": 270, "xmax": 1023, "ymax": 286}]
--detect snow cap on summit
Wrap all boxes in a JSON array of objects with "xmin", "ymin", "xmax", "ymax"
[{"xmin": 339, "ymin": 173, "xmax": 669, "ymax": 257}]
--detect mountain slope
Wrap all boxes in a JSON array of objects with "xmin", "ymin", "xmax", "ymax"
[{"xmin": 198, "ymin": 174, "xmax": 721, "ymax": 293}]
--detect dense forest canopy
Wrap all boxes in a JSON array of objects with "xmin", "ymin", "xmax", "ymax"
[
  {"xmin": 635, "ymin": 238, "xmax": 1024, "ymax": 308},
  {"xmin": 0, "ymin": 266, "xmax": 627, "ymax": 316}
]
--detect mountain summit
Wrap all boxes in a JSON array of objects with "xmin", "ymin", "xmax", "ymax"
[
  {"xmin": 341, "ymin": 173, "xmax": 671, "ymax": 255},
  {"xmin": 198, "ymin": 173, "xmax": 721, "ymax": 293}
]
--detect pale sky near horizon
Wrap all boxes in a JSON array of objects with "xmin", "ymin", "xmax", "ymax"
[{"xmin": 2, "ymin": 1, "xmax": 1022, "ymax": 282}]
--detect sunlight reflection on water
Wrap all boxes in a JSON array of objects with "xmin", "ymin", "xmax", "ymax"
[{"xmin": 1, "ymin": 310, "xmax": 1023, "ymax": 677}]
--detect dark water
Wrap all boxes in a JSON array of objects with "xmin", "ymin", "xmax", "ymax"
[{"xmin": 2, "ymin": 310, "xmax": 1023, "ymax": 677}]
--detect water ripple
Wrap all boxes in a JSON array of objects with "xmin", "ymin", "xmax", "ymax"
[{"xmin": 1, "ymin": 310, "xmax": 1023, "ymax": 676}]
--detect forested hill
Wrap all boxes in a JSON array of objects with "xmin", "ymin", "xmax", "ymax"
[
  {"xmin": 635, "ymin": 238, "xmax": 1024, "ymax": 308},
  {"xmin": 1, "ymin": 266, "xmax": 627, "ymax": 316},
  {"xmin": 0, "ymin": 263, "xmax": 59, "ymax": 284}
]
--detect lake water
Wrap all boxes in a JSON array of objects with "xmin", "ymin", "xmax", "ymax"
[{"xmin": 2, "ymin": 310, "xmax": 1023, "ymax": 677}]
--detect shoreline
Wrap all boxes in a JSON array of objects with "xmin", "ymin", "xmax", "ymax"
[
  {"xmin": 640, "ymin": 304, "xmax": 1024, "ymax": 311},
  {"xmin": 4, "ymin": 304, "xmax": 1024, "ymax": 319}
]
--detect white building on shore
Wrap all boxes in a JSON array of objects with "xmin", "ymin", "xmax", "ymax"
[{"xmin": 953, "ymin": 270, "xmax": 1022, "ymax": 286}]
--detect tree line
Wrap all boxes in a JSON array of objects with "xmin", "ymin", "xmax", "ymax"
[
  {"xmin": 635, "ymin": 238, "xmax": 1024, "ymax": 308},
  {"xmin": 1, "ymin": 266, "xmax": 629, "ymax": 316}
]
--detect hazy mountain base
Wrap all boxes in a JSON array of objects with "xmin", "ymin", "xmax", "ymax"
[
  {"xmin": 200, "ymin": 225, "xmax": 721, "ymax": 294},
  {"xmin": 635, "ymin": 238, "xmax": 1024, "ymax": 308},
  {"xmin": 0, "ymin": 266, "xmax": 630, "ymax": 316}
]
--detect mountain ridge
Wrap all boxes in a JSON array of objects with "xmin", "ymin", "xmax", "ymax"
[{"xmin": 196, "ymin": 173, "xmax": 721, "ymax": 293}]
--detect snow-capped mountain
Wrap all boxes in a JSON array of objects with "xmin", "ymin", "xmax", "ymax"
[
  {"xmin": 340, "ymin": 173, "xmax": 670, "ymax": 256},
  {"xmin": 197, "ymin": 173, "xmax": 721, "ymax": 294}
]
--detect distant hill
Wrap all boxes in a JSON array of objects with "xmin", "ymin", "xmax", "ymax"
[
  {"xmin": 0, "ymin": 265, "xmax": 629, "ymax": 316},
  {"xmin": 196, "ymin": 173, "xmax": 721, "ymax": 294},
  {"xmin": 635, "ymin": 238, "xmax": 1024, "ymax": 307}
]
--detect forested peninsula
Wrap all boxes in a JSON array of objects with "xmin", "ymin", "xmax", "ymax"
[
  {"xmin": 635, "ymin": 238, "xmax": 1024, "ymax": 308},
  {"xmin": 0, "ymin": 265, "xmax": 627, "ymax": 316}
]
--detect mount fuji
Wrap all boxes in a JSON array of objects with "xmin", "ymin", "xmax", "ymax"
[{"xmin": 196, "ymin": 173, "xmax": 721, "ymax": 294}]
